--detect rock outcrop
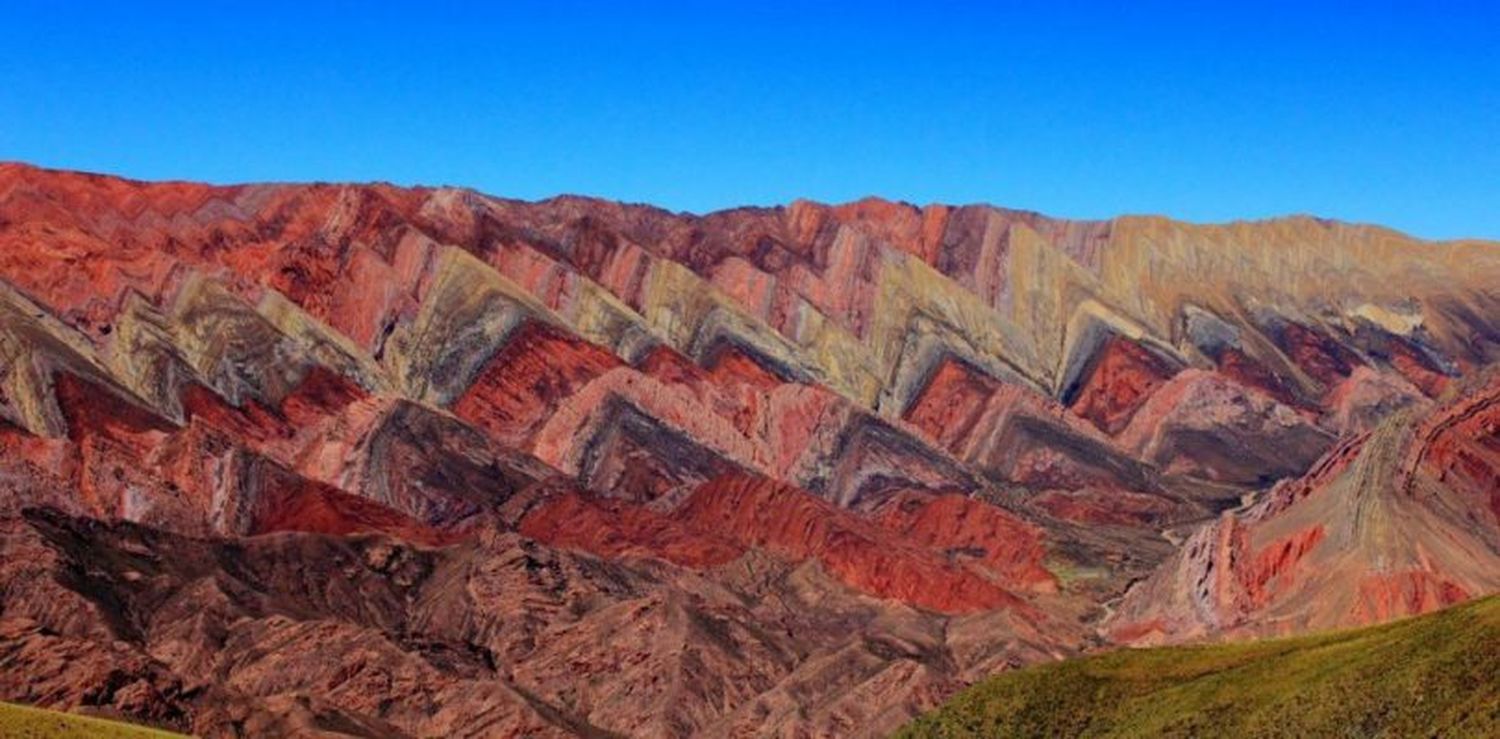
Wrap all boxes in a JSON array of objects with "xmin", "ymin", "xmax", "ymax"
[{"xmin": 1107, "ymin": 371, "xmax": 1500, "ymax": 643}]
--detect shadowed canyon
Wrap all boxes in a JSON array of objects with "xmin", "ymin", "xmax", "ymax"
[{"xmin": 0, "ymin": 163, "xmax": 1497, "ymax": 737}]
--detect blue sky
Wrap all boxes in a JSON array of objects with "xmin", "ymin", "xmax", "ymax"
[{"xmin": 1, "ymin": 2, "xmax": 1496, "ymax": 239}]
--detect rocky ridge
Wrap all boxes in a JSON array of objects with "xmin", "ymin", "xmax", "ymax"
[{"xmin": 0, "ymin": 163, "xmax": 1496, "ymax": 736}]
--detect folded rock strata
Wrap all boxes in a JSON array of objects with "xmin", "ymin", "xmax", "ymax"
[{"xmin": 0, "ymin": 163, "xmax": 1496, "ymax": 736}]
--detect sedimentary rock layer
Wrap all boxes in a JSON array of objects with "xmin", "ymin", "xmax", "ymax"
[{"xmin": 0, "ymin": 163, "xmax": 1496, "ymax": 736}]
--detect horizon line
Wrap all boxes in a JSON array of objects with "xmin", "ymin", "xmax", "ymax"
[{"xmin": 4, "ymin": 159, "xmax": 1493, "ymax": 245}]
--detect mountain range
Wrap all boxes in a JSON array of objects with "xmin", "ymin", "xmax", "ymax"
[{"xmin": 0, "ymin": 162, "xmax": 1496, "ymax": 737}]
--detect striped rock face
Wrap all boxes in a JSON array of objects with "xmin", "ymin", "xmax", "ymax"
[{"xmin": 0, "ymin": 163, "xmax": 1496, "ymax": 736}]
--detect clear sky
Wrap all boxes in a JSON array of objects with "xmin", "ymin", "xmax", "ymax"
[{"xmin": 2, "ymin": 2, "xmax": 1496, "ymax": 239}]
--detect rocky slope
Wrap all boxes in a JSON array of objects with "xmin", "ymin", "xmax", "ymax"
[
  {"xmin": 1107, "ymin": 369, "xmax": 1500, "ymax": 643},
  {"xmin": 0, "ymin": 162, "xmax": 1496, "ymax": 736}
]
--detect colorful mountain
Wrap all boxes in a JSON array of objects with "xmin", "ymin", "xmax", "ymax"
[{"xmin": 0, "ymin": 162, "xmax": 1495, "ymax": 736}]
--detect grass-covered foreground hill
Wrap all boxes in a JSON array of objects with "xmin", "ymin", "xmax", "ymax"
[
  {"xmin": 0, "ymin": 702, "xmax": 185, "ymax": 738},
  {"xmin": 901, "ymin": 596, "xmax": 1499, "ymax": 738}
]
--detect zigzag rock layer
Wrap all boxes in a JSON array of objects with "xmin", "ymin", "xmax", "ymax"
[{"xmin": 0, "ymin": 163, "xmax": 1496, "ymax": 736}]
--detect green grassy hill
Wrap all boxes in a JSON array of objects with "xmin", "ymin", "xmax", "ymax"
[
  {"xmin": 0, "ymin": 702, "xmax": 184, "ymax": 738},
  {"xmin": 901, "ymin": 596, "xmax": 1499, "ymax": 738}
]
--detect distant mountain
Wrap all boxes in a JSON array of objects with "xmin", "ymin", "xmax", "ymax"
[
  {"xmin": 900, "ymin": 595, "xmax": 1500, "ymax": 738},
  {"xmin": 0, "ymin": 162, "xmax": 1495, "ymax": 736}
]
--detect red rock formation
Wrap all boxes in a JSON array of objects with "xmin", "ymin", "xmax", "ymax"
[
  {"xmin": 1278, "ymin": 322, "xmax": 1360, "ymax": 389},
  {"xmin": 1213, "ymin": 346, "xmax": 1304, "ymax": 410},
  {"xmin": 228, "ymin": 454, "xmax": 453, "ymax": 546},
  {"xmin": 451, "ymin": 320, "xmax": 623, "ymax": 449},
  {"xmin": 871, "ymin": 491, "xmax": 1056, "ymax": 592},
  {"xmin": 901, "ymin": 355, "xmax": 1181, "ymax": 531},
  {"xmin": 1118, "ymin": 369, "xmax": 1333, "ymax": 484},
  {"xmin": 675, "ymin": 475, "xmax": 1032, "ymax": 615},
  {"xmin": 1030, "ymin": 487, "xmax": 1175, "ymax": 528},
  {"xmin": 521, "ymin": 474, "xmax": 1046, "ymax": 616},
  {"xmin": 0, "ymin": 163, "xmax": 1497, "ymax": 735},
  {"xmin": 1388, "ymin": 342, "xmax": 1452, "ymax": 397},
  {"xmin": 903, "ymin": 355, "xmax": 1002, "ymax": 447},
  {"xmin": 1238, "ymin": 524, "xmax": 1326, "ymax": 610},
  {"xmin": 1107, "ymin": 375, "xmax": 1500, "ymax": 643},
  {"xmin": 517, "ymin": 488, "xmax": 743, "ymax": 568},
  {"xmin": 1068, "ymin": 336, "xmax": 1179, "ymax": 434},
  {"xmin": 1352, "ymin": 572, "xmax": 1471, "ymax": 624},
  {"xmin": 1404, "ymin": 371, "xmax": 1500, "ymax": 517}
]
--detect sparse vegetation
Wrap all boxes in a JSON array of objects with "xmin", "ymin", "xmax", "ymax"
[
  {"xmin": 0, "ymin": 702, "xmax": 184, "ymax": 738},
  {"xmin": 901, "ymin": 596, "xmax": 1499, "ymax": 738}
]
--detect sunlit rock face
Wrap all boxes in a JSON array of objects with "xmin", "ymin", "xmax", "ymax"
[
  {"xmin": 0, "ymin": 162, "xmax": 1497, "ymax": 736},
  {"xmin": 1106, "ymin": 370, "xmax": 1500, "ymax": 645}
]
